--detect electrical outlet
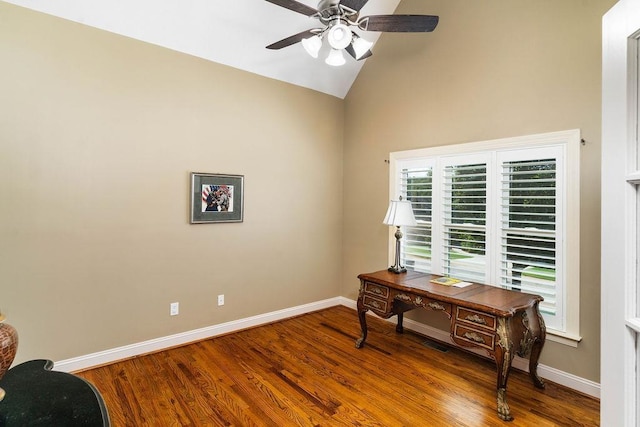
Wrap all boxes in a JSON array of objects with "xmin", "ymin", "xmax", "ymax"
[
  {"xmin": 217, "ymin": 294, "xmax": 224, "ymax": 306},
  {"xmin": 170, "ymin": 302, "xmax": 179, "ymax": 316}
]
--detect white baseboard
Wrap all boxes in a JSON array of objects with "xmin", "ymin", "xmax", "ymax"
[
  {"xmin": 339, "ymin": 297, "xmax": 600, "ymax": 399},
  {"xmin": 54, "ymin": 297, "xmax": 343, "ymax": 373},
  {"xmin": 55, "ymin": 296, "xmax": 600, "ymax": 400}
]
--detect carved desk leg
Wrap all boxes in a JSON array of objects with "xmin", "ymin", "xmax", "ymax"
[
  {"xmin": 528, "ymin": 306, "xmax": 546, "ymax": 389},
  {"xmin": 495, "ymin": 318, "xmax": 515, "ymax": 421},
  {"xmin": 355, "ymin": 296, "xmax": 368, "ymax": 349}
]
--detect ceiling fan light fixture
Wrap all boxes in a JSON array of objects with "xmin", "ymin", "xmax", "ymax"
[
  {"xmin": 351, "ymin": 34, "xmax": 373, "ymax": 60},
  {"xmin": 327, "ymin": 22, "xmax": 352, "ymax": 50},
  {"xmin": 301, "ymin": 35, "xmax": 322, "ymax": 58},
  {"xmin": 325, "ymin": 48, "xmax": 346, "ymax": 66}
]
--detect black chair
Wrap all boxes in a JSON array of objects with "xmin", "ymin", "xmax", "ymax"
[{"xmin": 0, "ymin": 359, "xmax": 109, "ymax": 426}]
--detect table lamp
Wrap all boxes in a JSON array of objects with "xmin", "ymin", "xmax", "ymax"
[{"xmin": 383, "ymin": 196, "xmax": 417, "ymax": 274}]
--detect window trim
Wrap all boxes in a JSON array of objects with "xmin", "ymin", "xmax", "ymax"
[{"xmin": 388, "ymin": 129, "xmax": 582, "ymax": 345}]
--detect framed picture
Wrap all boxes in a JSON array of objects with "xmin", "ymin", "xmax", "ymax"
[{"xmin": 190, "ymin": 172, "xmax": 244, "ymax": 223}]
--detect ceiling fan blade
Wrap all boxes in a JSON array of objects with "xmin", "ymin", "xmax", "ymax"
[
  {"xmin": 358, "ymin": 15, "xmax": 439, "ymax": 32},
  {"xmin": 340, "ymin": 0, "xmax": 369, "ymax": 12},
  {"xmin": 345, "ymin": 44, "xmax": 373, "ymax": 60},
  {"xmin": 266, "ymin": 29, "xmax": 318, "ymax": 50},
  {"xmin": 264, "ymin": 0, "xmax": 318, "ymax": 16}
]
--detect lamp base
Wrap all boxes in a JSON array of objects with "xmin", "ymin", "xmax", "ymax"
[{"xmin": 388, "ymin": 266, "xmax": 407, "ymax": 274}]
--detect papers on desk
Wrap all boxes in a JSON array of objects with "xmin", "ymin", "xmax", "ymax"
[
  {"xmin": 430, "ymin": 276, "xmax": 473, "ymax": 288},
  {"xmin": 452, "ymin": 281, "xmax": 473, "ymax": 288}
]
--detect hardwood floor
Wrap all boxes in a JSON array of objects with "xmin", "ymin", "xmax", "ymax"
[{"xmin": 77, "ymin": 306, "xmax": 599, "ymax": 426}]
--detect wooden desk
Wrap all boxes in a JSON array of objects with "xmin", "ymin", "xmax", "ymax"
[{"xmin": 355, "ymin": 270, "xmax": 546, "ymax": 421}]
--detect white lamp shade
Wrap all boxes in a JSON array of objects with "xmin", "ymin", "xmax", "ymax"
[
  {"xmin": 383, "ymin": 200, "xmax": 417, "ymax": 226},
  {"xmin": 352, "ymin": 36, "xmax": 373, "ymax": 59},
  {"xmin": 325, "ymin": 48, "xmax": 346, "ymax": 66},
  {"xmin": 327, "ymin": 22, "xmax": 352, "ymax": 50},
  {"xmin": 301, "ymin": 35, "xmax": 322, "ymax": 58}
]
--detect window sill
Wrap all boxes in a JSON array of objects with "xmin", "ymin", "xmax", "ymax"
[{"xmin": 547, "ymin": 329, "xmax": 582, "ymax": 347}]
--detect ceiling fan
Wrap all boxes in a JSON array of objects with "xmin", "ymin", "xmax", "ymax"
[{"xmin": 265, "ymin": 0, "xmax": 439, "ymax": 66}]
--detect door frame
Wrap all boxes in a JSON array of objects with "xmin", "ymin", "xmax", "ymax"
[{"xmin": 602, "ymin": 0, "xmax": 640, "ymax": 425}]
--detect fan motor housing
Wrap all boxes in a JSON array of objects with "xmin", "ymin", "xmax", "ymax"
[
  {"xmin": 318, "ymin": 0, "xmax": 340, "ymax": 10},
  {"xmin": 317, "ymin": 0, "xmax": 357, "ymax": 23}
]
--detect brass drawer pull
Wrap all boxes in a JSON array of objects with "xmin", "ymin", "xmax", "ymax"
[
  {"xmin": 463, "ymin": 332, "xmax": 485, "ymax": 344},
  {"xmin": 369, "ymin": 287, "xmax": 386, "ymax": 296},
  {"xmin": 465, "ymin": 314, "xmax": 487, "ymax": 325},
  {"xmin": 427, "ymin": 302, "xmax": 446, "ymax": 311},
  {"xmin": 368, "ymin": 300, "xmax": 383, "ymax": 310}
]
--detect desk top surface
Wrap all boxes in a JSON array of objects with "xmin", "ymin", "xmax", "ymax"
[{"xmin": 358, "ymin": 270, "xmax": 543, "ymax": 317}]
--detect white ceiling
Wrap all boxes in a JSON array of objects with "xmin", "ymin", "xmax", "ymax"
[{"xmin": 2, "ymin": 0, "xmax": 403, "ymax": 98}]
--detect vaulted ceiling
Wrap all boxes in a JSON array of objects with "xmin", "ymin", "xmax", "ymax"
[{"xmin": 2, "ymin": 0, "xmax": 403, "ymax": 98}]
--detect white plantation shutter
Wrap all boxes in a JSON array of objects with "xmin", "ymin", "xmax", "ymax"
[
  {"xmin": 442, "ymin": 159, "xmax": 488, "ymax": 283},
  {"xmin": 399, "ymin": 162, "xmax": 433, "ymax": 273},
  {"xmin": 497, "ymin": 147, "xmax": 564, "ymax": 330}
]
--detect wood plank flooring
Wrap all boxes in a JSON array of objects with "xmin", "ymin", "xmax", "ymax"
[{"xmin": 77, "ymin": 306, "xmax": 599, "ymax": 426}]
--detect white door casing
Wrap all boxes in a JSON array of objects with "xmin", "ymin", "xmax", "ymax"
[{"xmin": 602, "ymin": 1, "xmax": 640, "ymax": 426}]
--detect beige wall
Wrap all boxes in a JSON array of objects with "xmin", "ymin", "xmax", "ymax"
[
  {"xmin": 343, "ymin": 0, "xmax": 614, "ymax": 382},
  {"xmin": 0, "ymin": 3, "xmax": 344, "ymax": 364},
  {"xmin": 1, "ymin": 0, "xmax": 613, "ymax": 385}
]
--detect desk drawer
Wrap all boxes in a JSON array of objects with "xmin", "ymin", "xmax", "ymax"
[
  {"xmin": 453, "ymin": 324, "xmax": 495, "ymax": 350},
  {"xmin": 363, "ymin": 295, "xmax": 388, "ymax": 313},
  {"xmin": 456, "ymin": 307, "xmax": 496, "ymax": 331},
  {"xmin": 363, "ymin": 281, "xmax": 390, "ymax": 299}
]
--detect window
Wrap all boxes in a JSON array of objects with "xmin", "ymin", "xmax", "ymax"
[{"xmin": 389, "ymin": 130, "xmax": 581, "ymax": 342}]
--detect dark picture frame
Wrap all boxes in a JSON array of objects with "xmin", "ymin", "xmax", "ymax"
[{"xmin": 190, "ymin": 172, "xmax": 244, "ymax": 223}]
